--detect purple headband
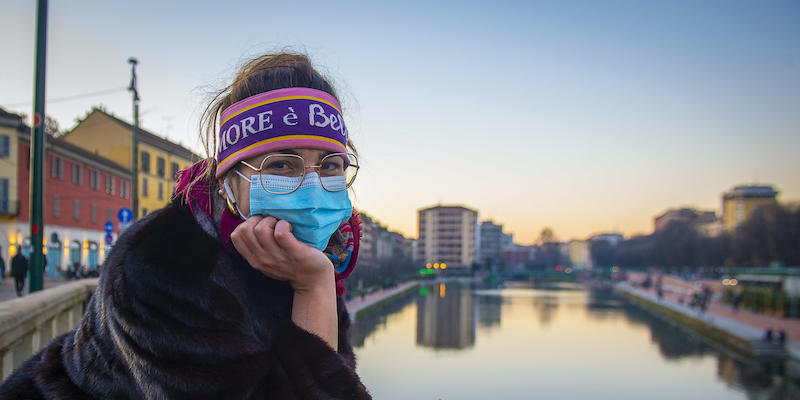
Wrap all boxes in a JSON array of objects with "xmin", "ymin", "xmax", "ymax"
[{"xmin": 215, "ymin": 87, "xmax": 348, "ymax": 178}]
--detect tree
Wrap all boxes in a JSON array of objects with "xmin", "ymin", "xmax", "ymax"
[
  {"xmin": 730, "ymin": 204, "xmax": 800, "ymax": 266},
  {"xmin": 590, "ymin": 239, "xmax": 616, "ymax": 269},
  {"xmin": 538, "ymin": 227, "xmax": 556, "ymax": 244},
  {"xmin": 44, "ymin": 116, "xmax": 60, "ymax": 136}
]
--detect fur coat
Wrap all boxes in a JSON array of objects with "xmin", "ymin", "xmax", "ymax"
[{"xmin": 0, "ymin": 201, "xmax": 371, "ymax": 399}]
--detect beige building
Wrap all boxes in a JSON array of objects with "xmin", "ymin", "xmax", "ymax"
[
  {"xmin": 567, "ymin": 239, "xmax": 591, "ymax": 269},
  {"xmin": 61, "ymin": 108, "xmax": 200, "ymax": 218},
  {"xmin": 417, "ymin": 205, "xmax": 478, "ymax": 269},
  {"xmin": 721, "ymin": 185, "xmax": 778, "ymax": 232}
]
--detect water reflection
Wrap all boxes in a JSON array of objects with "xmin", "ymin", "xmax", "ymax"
[
  {"xmin": 351, "ymin": 282, "xmax": 800, "ymax": 399},
  {"xmin": 416, "ymin": 283, "xmax": 476, "ymax": 350},
  {"xmin": 477, "ymin": 294, "xmax": 502, "ymax": 331},
  {"xmin": 349, "ymin": 288, "xmax": 418, "ymax": 348}
]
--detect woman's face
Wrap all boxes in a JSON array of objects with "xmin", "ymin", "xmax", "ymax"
[{"xmin": 219, "ymin": 147, "xmax": 333, "ymax": 218}]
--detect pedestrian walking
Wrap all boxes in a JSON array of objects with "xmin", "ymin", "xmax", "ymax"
[
  {"xmin": 0, "ymin": 245, "xmax": 5, "ymax": 280},
  {"xmin": 10, "ymin": 251, "xmax": 28, "ymax": 297},
  {"xmin": 1, "ymin": 52, "xmax": 370, "ymax": 399},
  {"xmin": 732, "ymin": 292, "xmax": 742, "ymax": 312}
]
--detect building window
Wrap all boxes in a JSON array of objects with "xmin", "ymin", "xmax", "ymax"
[
  {"xmin": 142, "ymin": 177, "xmax": 148, "ymax": 197},
  {"xmin": 141, "ymin": 151, "xmax": 151, "ymax": 173},
  {"xmin": 0, "ymin": 135, "xmax": 9, "ymax": 158},
  {"xmin": 171, "ymin": 162, "xmax": 179, "ymax": 179},
  {"xmin": 73, "ymin": 199, "xmax": 80, "ymax": 220},
  {"xmin": 157, "ymin": 157, "xmax": 165, "ymax": 178},
  {"xmin": 158, "ymin": 182, "xmax": 164, "ymax": 200},
  {"xmin": 51, "ymin": 157, "xmax": 63, "ymax": 179},
  {"xmin": 72, "ymin": 164, "xmax": 83, "ymax": 185},
  {"xmin": 53, "ymin": 195, "xmax": 59, "ymax": 217},
  {"xmin": 121, "ymin": 181, "xmax": 128, "ymax": 199},
  {"xmin": 90, "ymin": 170, "xmax": 100, "ymax": 190},
  {"xmin": 107, "ymin": 208, "xmax": 112, "ymax": 222},
  {"xmin": 91, "ymin": 204, "xmax": 97, "ymax": 224},
  {"xmin": 142, "ymin": 208, "xmax": 148, "ymax": 215},
  {"xmin": 0, "ymin": 178, "xmax": 8, "ymax": 213},
  {"xmin": 105, "ymin": 175, "xmax": 113, "ymax": 194}
]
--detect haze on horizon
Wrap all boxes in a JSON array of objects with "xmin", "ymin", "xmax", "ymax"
[{"xmin": 2, "ymin": 0, "xmax": 798, "ymax": 243}]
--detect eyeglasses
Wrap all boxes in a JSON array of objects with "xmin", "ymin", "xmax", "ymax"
[{"xmin": 237, "ymin": 152, "xmax": 359, "ymax": 194}]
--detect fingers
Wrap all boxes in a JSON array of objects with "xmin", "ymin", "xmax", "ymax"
[
  {"xmin": 253, "ymin": 216, "xmax": 281, "ymax": 255},
  {"xmin": 231, "ymin": 216, "xmax": 262, "ymax": 259},
  {"xmin": 273, "ymin": 220, "xmax": 304, "ymax": 252}
]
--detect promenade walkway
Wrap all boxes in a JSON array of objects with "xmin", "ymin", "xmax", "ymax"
[
  {"xmin": 634, "ymin": 284, "xmax": 800, "ymax": 342},
  {"xmin": 0, "ymin": 275, "xmax": 78, "ymax": 302},
  {"xmin": 619, "ymin": 282, "xmax": 800, "ymax": 358},
  {"xmin": 346, "ymin": 281, "xmax": 419, "ymax": 318}
]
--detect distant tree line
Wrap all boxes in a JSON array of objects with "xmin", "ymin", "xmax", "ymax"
[{"xmin": 591, "ymin": 203, "xmax": 800, "ymax": 269}]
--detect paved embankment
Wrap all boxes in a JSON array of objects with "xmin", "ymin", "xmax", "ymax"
[
  {"xmin": 0, "ymin": 276, "xmax": 81, "ymax": 302},
  {"xmin": 346, "ymin": 281, "xmax": 420, "ymax": 319},
  {"xmin": 616, "ymin": 283, "xmax": 800, "ymax": 359}
]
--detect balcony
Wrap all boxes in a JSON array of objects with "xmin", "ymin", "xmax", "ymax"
[{"xmin": 0, "ymin": 200, "xmax": 20, "ymax": 217}]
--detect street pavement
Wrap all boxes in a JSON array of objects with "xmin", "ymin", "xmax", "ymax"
[{"xmin": 0, "ymin": 275, "xmax": 82, "ymax": 302}]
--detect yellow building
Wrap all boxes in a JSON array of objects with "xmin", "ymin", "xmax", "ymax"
[
  {"xmin": 62, "ymin": 108, "xmax": 200, "ymax": 219},
  {"xmin": 0, "ymin": 109, "xmax": 24, "ymax": 261},
  {"xmin": 721, "ymin": 185, "xmax": 778, "ymax": 232}
]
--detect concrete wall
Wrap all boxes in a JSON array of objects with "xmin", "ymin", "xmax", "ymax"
[{"xmin": 0, "ymin": 279, "xmax": 98, "ymax": 380}]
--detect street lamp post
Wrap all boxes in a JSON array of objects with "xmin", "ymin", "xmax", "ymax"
[
  {"xmin": 128, "ymin": 58, "xmax": 139, "ymax": 220},
  {"xmin": 28, "ymin": 0, "xmax": 49, "ymax": 293}
]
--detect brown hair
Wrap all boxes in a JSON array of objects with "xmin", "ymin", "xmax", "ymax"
[{"xmin": 190, "ymin": 52, "xmax": 354, "ymax": 193}]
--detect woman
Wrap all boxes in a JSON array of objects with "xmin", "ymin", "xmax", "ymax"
[{"xmin": 0, "ymin": 53, "xmax": 371, "ymax": 399}]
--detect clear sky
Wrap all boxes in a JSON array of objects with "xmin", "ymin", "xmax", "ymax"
[{"xmin": 2, "ymin": 0, "xmax": 799, "ymax": 244}]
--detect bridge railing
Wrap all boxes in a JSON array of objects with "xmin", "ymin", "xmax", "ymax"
[{"xmin": 0, "ymin": 279, "xmax": 98, "ymax": 380}]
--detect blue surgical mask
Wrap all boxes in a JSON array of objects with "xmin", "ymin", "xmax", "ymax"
[{"xmin": 224, "ymin": 172, "xmax": 353, "ymax": 251}]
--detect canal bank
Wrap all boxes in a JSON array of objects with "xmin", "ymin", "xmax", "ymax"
[
  {"xmin": 346, "ymin": 281, "xmax": 421, "ymax": 320},
  {"xmin": 616, "ymin": 283, "xmax": 800, "ymax": 360}
]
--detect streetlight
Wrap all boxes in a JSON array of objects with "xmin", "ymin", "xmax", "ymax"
[{"xmin": 127, "ymin": 57, "xmax": 139, "ymax": 220}]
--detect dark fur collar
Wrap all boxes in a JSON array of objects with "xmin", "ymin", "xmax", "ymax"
[{"xmin": 0, "ymin": 202, "xmax": 370, "ymax": 399}]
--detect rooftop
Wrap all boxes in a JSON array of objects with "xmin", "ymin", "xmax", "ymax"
[
  {"xmin": 723, "ymin": 185, "xmax": 779, "ymax": 200},
  {"xmin": 69, "ymin": 108, "xmax": 201, "ymax": 161}
]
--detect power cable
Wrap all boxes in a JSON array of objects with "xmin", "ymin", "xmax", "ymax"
[{"xmin": 2, "ymin": 87, "xmax": 128, "ymax": 108}]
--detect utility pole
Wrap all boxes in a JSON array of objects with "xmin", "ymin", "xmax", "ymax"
[
  {"xmin": 28, "ymin": 0, "xmax": 48, "ymax": 293},
  {"xmin": 128, "ymin": 58, "xmax": 139, "ymax": 220}
]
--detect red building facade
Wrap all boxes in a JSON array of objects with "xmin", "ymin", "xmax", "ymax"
[{"xmin": 7, "ymin": 128, "xmax": 132, "ymax": 275}]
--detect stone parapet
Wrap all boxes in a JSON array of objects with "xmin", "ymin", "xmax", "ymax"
[{"xmin": 0, "ymin": 279, "xmax": 98, "ymax": 380}]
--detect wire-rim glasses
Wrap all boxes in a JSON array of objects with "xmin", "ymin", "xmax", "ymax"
[{"xmin": 238, "ymin": 152, "xmax": 359, "ymax": 194}]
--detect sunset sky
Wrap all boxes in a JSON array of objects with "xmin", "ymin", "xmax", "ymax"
[{"xmin": 2, "ymin": 0, "xmax": 799, "ymax": 244}]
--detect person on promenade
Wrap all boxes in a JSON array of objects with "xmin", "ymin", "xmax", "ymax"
[
  {"xmin": 732, "ymin": 291, "xmax": 742, "ymax": 312},
  {"xmin": 0, "ymin": 246, "xmax": 5, "ymax": 281},
  {"xmin": 10, "ymin": 251, "xmax": 28, "ymax": 297},
  {"xmin": 0, "ymin": 52, "xmax": 370, "ymax": 399}
]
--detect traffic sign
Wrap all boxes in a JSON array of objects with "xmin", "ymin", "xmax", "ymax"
[
  {"xmin": 118, "ymin": 208, "xmax": 133, "ymax": 223},
  {"xmin": 104, "ymin": 221, "xmax": 114, "ymax": 233},
  {"xmin": 105, "ymin": 233, "xmax": 113, "ymax": 245}
]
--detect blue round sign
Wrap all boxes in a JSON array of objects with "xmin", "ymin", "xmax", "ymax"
[
  {"xmin": 105, "ymin": 233, "xmax": 113, "ymax": 245},
  {"xmin": 118, "ymin": 208, "xmax": 133, "ymax": 223},
  {"xmin": 104, "ymin": 221, "xmax": 114, "ymax": 233}
]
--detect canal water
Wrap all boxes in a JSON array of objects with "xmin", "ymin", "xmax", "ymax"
[{"xmin": 351, "ymin": 281, "xmax": 799, "ymax": 400}]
